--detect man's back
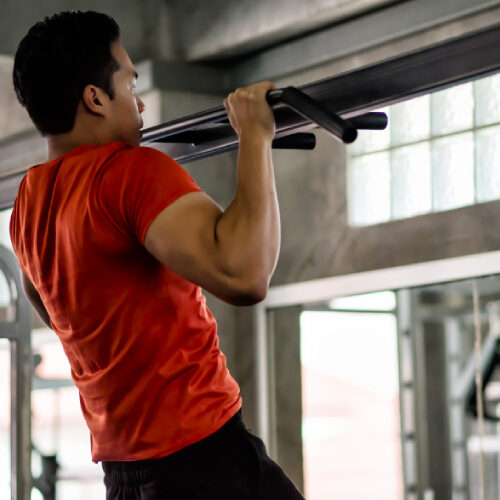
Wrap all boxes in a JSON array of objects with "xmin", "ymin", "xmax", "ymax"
[
  {"xmin": 10, "ymin": 141, "xmax": 241, "ymax": 462},
  {"xmin": 10, "ymin": 10, "xmax": 306, "ymax": 498}
]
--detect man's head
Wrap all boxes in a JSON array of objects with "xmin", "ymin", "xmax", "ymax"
[{"xmin": 13, "ymin": 11, "xmax": 144, "ymax": 146}]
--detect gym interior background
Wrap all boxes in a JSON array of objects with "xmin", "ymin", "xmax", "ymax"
[{"xmin": 1, "ymin": 0, "xmax": 500, "ymax": 498}]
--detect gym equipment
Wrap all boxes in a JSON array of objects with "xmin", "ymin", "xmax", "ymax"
[
  {"xmin": 141, "ymin": 86, "xmax": 388, "ymax": 162},
  {"xmin": 466, "ymin": 335, "xmax": 500, "ymax": 422}
]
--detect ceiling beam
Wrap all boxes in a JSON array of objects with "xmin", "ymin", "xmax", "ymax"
[{"xmin": 229, "ymin": 0, "xmax": 500, "ymax": 84}]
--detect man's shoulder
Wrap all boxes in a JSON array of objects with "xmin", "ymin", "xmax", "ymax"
[
  {"xmin": 98, "ymin": 143, "xmax": 185, "ymax": 190},
  {"xmin": 101, "ymin": 143, "xmax": 178, "ymax": 172},
  {"xmin": 109, "ymin": 143, "xmax": 171, "ymax": 161}
]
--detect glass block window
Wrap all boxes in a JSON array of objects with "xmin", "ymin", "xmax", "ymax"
[{"xmin": 348, "ymin": 72, "xmax": 500, "ymax": 226}]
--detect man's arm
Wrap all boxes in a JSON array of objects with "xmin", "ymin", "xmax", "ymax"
[
  {"xmin": 144, "ymin": 81, "xmax": 280, "ymax": 306},
  {"xmin": 21, "ymin": 271, "xmax": 51, "ymax": 327}
]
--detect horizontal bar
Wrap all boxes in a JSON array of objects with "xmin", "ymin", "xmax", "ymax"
[
  {"xmin": 142, "ymin": 86, "xmax": 365, "ymax": 146},
  {"xmin": 142, "ymin": 87, "xmax": 386, "ymax": 148},
  {"xmin": 153, "ymin": 127, "xmax": 316, "ymax": 150},
  {"xmin": 141, "ymin": 107, "xmax": 228, "ymax": 144},
  {"xmin": 264, "ymin": 249, "xmax": 500, "ymax": 309}
]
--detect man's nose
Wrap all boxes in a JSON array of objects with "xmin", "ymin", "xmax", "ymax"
[{"xmin": 137, "ymin": 96, "xmax": 145, "ymax": 114}]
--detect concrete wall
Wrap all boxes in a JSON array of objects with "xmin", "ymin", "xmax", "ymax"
[{"xmin": 0, "ymin": 57, "xmax": 32, "ymax": 139}]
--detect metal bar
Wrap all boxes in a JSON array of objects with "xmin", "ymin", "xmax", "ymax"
[
  {"xmin": 154, "ymin": 128, "xmax": 316, "ymax": 150},
  {"xmin": 254, "ymin": 302, "xmax": 271, "ymax": 449},
  {"xmin": 263, "ymin": 250, "xmax": 500, "ymax": 309},
  {"xmin": 141, "ymin": 107, "xmax": 229, "ymax": 143},
  {"xmin": 11, "ymin": 336, "xmax": 32, "ymax": 500},
  {"xmin": 349, "ymin": 112, "xmax": 388, "ymax": 130},
  {"xmin": 396, "ymin": 289, "xmax": 418, "ymax": 498},
  {"xmin": 142, "ymin": 87, "xmax": 378, "ymax": 146},
  {"xmin": 271, "ymin": 133, "xmax": 316, "ymax": 150},
  {"xmin": 0, "ymin": 245, "xmax": 33, "ymax": 500},
  {"xmin": 267, "ymin": 87, "xmax": 358, "ymax": 143}
]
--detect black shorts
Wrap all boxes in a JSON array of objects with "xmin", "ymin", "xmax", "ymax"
[{"xmin": 102, "ymin": 411, "xmax": 305, "ymax": 499}]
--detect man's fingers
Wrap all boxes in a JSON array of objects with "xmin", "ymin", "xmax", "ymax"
[{"xmin": 224, "ymin": 80, "xmax": 277, "ymax": 139}]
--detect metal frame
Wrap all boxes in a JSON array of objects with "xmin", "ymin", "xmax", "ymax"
[
  {"xmin": 255, "ymin": 250, "xmax": 500, "ymax": 457},
  {"xmin": 0, "ymin": 245, "xmax": 32, "ymax": 500},
  {"xmin": 396, "ymin": 289, "xmax": 420, "ymax": 498}
]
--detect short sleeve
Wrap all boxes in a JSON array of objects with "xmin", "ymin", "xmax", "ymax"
[{"xmin": 98, "ymin": 146, "xmax": 202, "ymax": 243}]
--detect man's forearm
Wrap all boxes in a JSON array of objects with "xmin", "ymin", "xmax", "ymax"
[{"xmin": 214, "ymin": 133, "xmax": 280, "ymax": 296}]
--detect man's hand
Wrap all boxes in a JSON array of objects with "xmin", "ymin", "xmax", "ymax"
[{"xmin": 224, "ymin": 81, "xmax": 276, "ymax": 142}]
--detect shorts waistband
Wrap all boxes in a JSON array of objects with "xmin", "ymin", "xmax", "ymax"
[{"xmin": 102, "ymin": 410, "xmax": 244, "ymax": 483}]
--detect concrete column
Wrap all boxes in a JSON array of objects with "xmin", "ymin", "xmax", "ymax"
[{"xmin": 270, "ymin": 306, "xmax": 304, "ymax": 493}]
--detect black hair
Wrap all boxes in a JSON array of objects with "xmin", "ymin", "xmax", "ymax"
[{"xmin": 13, "ymin": 11, "xmax": 120, "ymax": 136}]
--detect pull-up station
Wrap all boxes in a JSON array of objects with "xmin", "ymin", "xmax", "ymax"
[
  {"xmin": 141, "ymin": 86, "xmax": 388, "ymax": 162},
  {"xmin": 1, "ymin": 24, "xmax": 496, "ymax": 211}
]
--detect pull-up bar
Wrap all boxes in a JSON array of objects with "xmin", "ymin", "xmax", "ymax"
[{"xmin": 141, "ymin": 86, "xmax": 387, "ymax": 159}]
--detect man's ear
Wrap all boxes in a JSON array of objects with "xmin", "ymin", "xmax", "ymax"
[{"xmin": 82, "ymin": 84, "xmax": 107, "ymax": 117}]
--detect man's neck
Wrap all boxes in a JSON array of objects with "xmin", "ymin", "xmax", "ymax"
[
  {"xmin": 46, "ymin": 130, "xmax": 109, "ymax": 161},
  {"xmin": 47, "ymin": 138, "xmax": 86, "ymax": 161}
]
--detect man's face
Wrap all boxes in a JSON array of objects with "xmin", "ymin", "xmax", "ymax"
[{"xmin": 106, "ymin": 41, "xmax": 145, "ymax": 146}]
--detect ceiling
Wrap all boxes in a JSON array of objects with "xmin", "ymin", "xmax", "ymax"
[{"xmin": 0, "ymin": 0, "xmax": 399, "ymax": 63}]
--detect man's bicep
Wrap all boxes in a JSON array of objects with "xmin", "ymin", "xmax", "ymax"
[{"xmin": 144, "ymin": 191, "xmax": 226, "ymax": 288}]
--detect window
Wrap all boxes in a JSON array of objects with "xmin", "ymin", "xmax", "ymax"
[
  {"xmin": 300, "ymin": 292, "xmax": 402, "ymax": 499},
  {"xmin": 348, "ymin": 72, "xmax": 500, "ymax": 226}
]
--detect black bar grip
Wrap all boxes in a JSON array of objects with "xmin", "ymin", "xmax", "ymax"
[
  {"xmin": 272, "ymin": 133, "xmax": 316, "ymax": 150},
  {"xmin": 267, "ymin": 87, "xmax": 358, "ymax": 144},
  {"xmin": 349, "ymin": 112, "xmax": 388, "ymax": 130},
  {"xmin": 155, "ymin": 128, "xmax": 316, "ymax": 150},
  {"xmin": 153, "ymin": 127, "xmax": 229, "ymax": 144}
]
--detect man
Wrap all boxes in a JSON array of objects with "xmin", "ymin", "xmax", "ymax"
[{"xmin": 10, "ymin": 10, "xmax": 304, "ymax": 500}]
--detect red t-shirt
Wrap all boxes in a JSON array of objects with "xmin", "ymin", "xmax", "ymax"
[{"xmin": 10, "ymin": 142, "xmax": 242, "ymax": 462}]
